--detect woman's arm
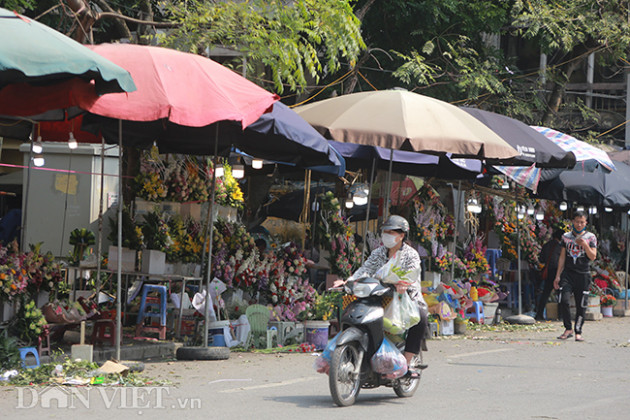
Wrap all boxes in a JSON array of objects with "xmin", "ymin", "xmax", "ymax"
[{"xmin": 553, "ymin": 250, "xmax": 566, "ymax": 290}]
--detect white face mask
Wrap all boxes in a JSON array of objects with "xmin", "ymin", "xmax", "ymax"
[{"xmin": 381, "ymin": 233, "xmax": 400, "ymax": 249}]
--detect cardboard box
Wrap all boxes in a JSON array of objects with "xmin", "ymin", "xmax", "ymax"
[
  {"xmin": 141, "ymin": 249, "xmax": 166, "ymax": 275},
  {"xmin": 545, "ymin": 302, "xmax": 558, "ymax": 320},
  {"xmin": 440, "ymin": 319, "xmax": 454, "ymax": 336},
  {"xmin": 107, "ymin": 246, "xmax": 136, "ymax": 272}
]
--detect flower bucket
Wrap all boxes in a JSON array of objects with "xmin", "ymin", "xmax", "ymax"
[
  {"xmin": 601, "ymin": 305, "xmax": 613, "ymax": 317},
  {"xmin": 304, "ymin": 320, "xmax": 330, "ymax": 350},
  {"xmin": 483, "ymin": 302, "xmax": 499, "ymax": 323},
  {"xmin": 424, "ymin": 272, "xmax": 441, "ymax": 289},
  {"xmin": 208, "ymin": 320, "xmax": 231, "ymax": 347}
]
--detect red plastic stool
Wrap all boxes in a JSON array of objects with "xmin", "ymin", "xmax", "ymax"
[
  {"xmin": 91, "ymin": 319, "xmax": 117, "ymax": 346},
  {"xmin": 38, "ymin": 326, "xmax": 51, "ymax": 357}
]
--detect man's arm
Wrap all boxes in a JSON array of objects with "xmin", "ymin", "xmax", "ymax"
[{"xmin": 576, "ymin": 237, "xmax": 597, "ymax": 261}]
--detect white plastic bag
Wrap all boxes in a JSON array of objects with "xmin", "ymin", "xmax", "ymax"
[
  {"xmin": 370, "ymin": 337, "xmax": 407, "ymax": 378},
  {"xmin": 374, "ymin": 252, "xmax": 402, "ymax": 284},
  {"xmin": 383, "ymin": 292, "xmax": 420, "ymax": 335}
]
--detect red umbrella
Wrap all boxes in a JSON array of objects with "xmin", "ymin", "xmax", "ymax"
[
  {"xmin": 81, "ymin": 43, "xmax": 278, "ymax": 128},
  {"xmin": 1, "ymin": 43, "xmax": 278, "ymax": 128}
]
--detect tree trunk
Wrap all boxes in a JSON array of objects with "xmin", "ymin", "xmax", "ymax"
[{"xmin": 137, "ymin": 0, "xmax": 154, "ymax": 45}]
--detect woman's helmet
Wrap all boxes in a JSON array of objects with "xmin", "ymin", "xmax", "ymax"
[{"xmin": 381, "ymin": 215, "xmax": 409, "ymax": 232}]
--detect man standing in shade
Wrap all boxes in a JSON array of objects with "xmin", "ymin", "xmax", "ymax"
[
  {"xmin": 554, "ymin": 211, "xmax": 597, "ymax": 342},
  {"xmin": 535, "ymin": 228, "xmax": 564, "ymax": 321}
]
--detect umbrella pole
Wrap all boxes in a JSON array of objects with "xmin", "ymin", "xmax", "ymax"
[
  {"xmin": 384, "ymin": 149, "xmax": 394, "ymax": 220},
  {"xmin": 625, "ymin": 213, "xmax": 629, "ymax": 310},
  {"xmin": 21, "ymin": 125, "xmax": 36, "ymax": 252},
  {"xmin": 203, "ymin": 125, "xmax": 220, "ymax": 347},
  {"xmin": 515, "ymin": 190, "xmax": 522, "ymax": 315},
  {"xmin": 362, "ymin": 158, "xmax": 376, "ymax": 263},
  {"xmin": 95, "ymin": 136, "xmax": 105, "ymax": 292},
  {"xmin": 451, "ymin": 181, "xmax": 462, "ymax": 281},
  {"xmin": 116, "ymin": 119, "xmax": 123, "ymax": 360}
]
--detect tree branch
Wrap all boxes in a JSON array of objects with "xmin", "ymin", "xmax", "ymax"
[{"xmin": 97, "ymin": 12, "xmax": 180, "ymax": 29}]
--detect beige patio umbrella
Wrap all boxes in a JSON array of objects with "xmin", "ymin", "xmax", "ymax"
[{"xmin": 294, "ymin": 89, "xmax": 518, "ymax": 160}]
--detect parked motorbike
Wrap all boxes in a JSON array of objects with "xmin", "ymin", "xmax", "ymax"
[{"xmin": 328, "ymin": 277, "xmax": 424, "ymax": 407}]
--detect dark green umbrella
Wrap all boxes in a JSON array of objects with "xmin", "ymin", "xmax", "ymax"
[{"xmin": 0, "ymin": 8, "xmax": 135, "ymax": 94}]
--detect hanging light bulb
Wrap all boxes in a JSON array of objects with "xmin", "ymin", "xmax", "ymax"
[
  {"xmin": 232, "ymin": 164, "xmax": 245, "ymax": 179},
  {"xmin": 33, "ymin": 136, "xmax": 43, "ymax": 154},
  {"xmin": 68, "ymin": 132, "xmax": 78, "ymax": 149},
  {"xmin": 604, "ymin": 207, "xmax": 613, "ymax": 213},
  {"xmin": 33, "ymin": 154, "xmax": 45, "ymax": 167},
  {"xmin": 535, "ymin": 211, "xmax": 544, "ymax": 221},
  {"xmin": 352, "ymin": 189, "xmax": 368, "ymax": 206},
  {"xmin": 517, "ymin": 212, "xmax": 524, "ymax": 220},
  {"xmin": 559, "ymin": 201, "xmax": 568, "ymax": 211},
  {"xmin": 467, "ymin": 198, "xmax": 478, "ymax": 213},
  {"xmin": 345, "ymin": 195, "xmax": 354, "ymax": 209},
  {"xmin": 252, "ymin": 159, "xmax": 263, "ymax": 170},
  {"xmin": 501, "ymin": 176, "xmax": 510, "ymax": 189},
  {"xmin": 576, "ymin": 205, "xmax": 585, "ymax": 212},
  {"xmin": 215, "ymin": 163, "xmax": 224, "ymax": 178},
  {"xmin": 588, "ymin": 206, "xmax": 597, "ymax": 215},
  {"xmin": 527, "ymin": 205, "xmax": 535, "ymax": 216}
]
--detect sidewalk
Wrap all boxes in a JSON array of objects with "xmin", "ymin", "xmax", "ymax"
[{"xmin": 41, "ymin": 338, "xmax": 184, "ymax": 364}]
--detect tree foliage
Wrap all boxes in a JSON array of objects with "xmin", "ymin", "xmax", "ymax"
[
  {"xmin": 159, "ymin": 0, "xmax": 365, "ymax": 93},
  {"xmin": 353, "ymin": 0, "xmax": 630, "ymax": 142}
]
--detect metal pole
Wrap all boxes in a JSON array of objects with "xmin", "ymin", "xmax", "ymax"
[
  {"xmin": 115, "ymin": 119, "xmax": 123, "ymax": 360},
  {"xmin": 516, "ymin": 190, "xmax": 522, "ymax": 315},
  {"xmin": 362, "ymin": 158, "xmax": 376, "ymax": 263},
  {"xmin": 451, "ymin": 181, "xmax": 462, "ymax": 281},
  {"xmin": 95, "ymin": 137, "xmax": 105, "ymax": 291},
  {"xmin": 384, "ymin": 149, "xmax": 394, "ymax": 220},
  {"xmin": 203, "ymin": 125, "xmax": 220, "ymax": 347},
  {"xmin": 21, "ymin": 125, "xmax": 36, "ymax": 252},
  {"xmin": 625, "ymin": 213, "xmax": 630, "ymax": 310}
]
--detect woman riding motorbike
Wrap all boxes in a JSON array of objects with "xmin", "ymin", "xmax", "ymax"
[{"xmin": 333, "ymin": 215, "xmax": 429, "ymax": 378}]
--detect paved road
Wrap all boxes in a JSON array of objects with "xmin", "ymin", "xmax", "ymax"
[{"xmin": 2, "ymin": 317, "xmax": 630, "ymax": 419}]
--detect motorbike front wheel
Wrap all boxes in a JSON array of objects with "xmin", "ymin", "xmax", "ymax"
[
  {"xmin": 329, "ymin": 342, "xmax": 362, "ymax": 407},
  {"xmin": 393, "ymin": 351, "xmax": 422, "ymax": 397}
]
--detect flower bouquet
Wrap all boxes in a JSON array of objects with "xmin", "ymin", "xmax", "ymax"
[{"xmin": 600, "ymin": 294, "xmax": 616, "ymax": 307}]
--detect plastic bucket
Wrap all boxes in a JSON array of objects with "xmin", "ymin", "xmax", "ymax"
[
  {"xmin": 208, "ymin": 320, "xmax": 230, "ymax": 347},
  {"xmin": 304, "ymin": 321, "xmax": 330, "ymax": 350},
  {"xmin": 483, "ymin": 302, "xmax": 499, "ymax": 322}
]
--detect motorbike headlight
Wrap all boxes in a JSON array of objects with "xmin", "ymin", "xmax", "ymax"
[{"xmin": 353, "ymin": 282, "xmax": 373, "ymax": 298}]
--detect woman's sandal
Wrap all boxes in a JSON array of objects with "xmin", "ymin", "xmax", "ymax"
[
  {"xmin": 557, "ymin": 331, "xmax": 573, "ymax": 340},
  {"xmin": 575, "ymin": 335, "xmax": 585, "ymax": 342}
]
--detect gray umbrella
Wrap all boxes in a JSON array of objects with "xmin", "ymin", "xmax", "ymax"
[{"xmin": 461, "ymin": 107, "xmax": 575, "ymax": 168}]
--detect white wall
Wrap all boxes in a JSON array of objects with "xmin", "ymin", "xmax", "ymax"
[{"xmin": 20, "ymin": 142, "xmax": 120, "ymax": 257}]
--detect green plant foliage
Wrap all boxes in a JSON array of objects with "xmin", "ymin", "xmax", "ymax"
[
  {"xmin": 159, "ymin": 0, "xmax": 365, "ymax": 93},
  {"xmin": 0, "ymin": 335, "xmax": 21, "ymax": 371}
]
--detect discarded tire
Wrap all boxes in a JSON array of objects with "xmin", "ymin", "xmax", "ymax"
[
  {"xmin": 120, "ymin": 360, "xmax": 145, "ymax": 373},
  {"xmin": 176, "ymin": 346, "xmax": 230, "ymax": 361}
]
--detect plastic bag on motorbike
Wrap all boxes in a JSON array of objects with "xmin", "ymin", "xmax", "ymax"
[
  {"xmin": 313, "ymin": 333, "xmax": 341, "ymax": 374},
  {"xmin": 383, "ymin": 292, "xmax": 421, "ymax": 335},
  {"xmin": 370, "ymin": 337, "xmax": 408, "ymax": 378}
]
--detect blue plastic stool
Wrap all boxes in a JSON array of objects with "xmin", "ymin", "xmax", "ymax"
[
  {"xmin": 136, "ymin": 284, "xmax": 168, "ymax": 340},
  {"xmin": 466, "ymin": 301, "xmax": 485, "ymax": 324},
  {"xmin": 19, "ymin": 347, "xmax": 40, "ymax": 369}
]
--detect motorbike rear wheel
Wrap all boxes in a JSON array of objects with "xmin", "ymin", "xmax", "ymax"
[
  {"xmin": 393, "ymin": 351, "xmax": 422, "ymax": 398},
  {"xmin": 329, "ymin": 343, "xmax": 362, "ymax": 407}
]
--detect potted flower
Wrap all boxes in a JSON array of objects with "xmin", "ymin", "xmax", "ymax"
[{"xmin": 601, "ymin": 294, "xmax": 616, "ymax": 317}]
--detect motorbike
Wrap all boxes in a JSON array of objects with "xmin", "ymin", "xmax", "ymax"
[{"xmin": 328, "ymin": 277, "xmax": 425, "ymax": 407}]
